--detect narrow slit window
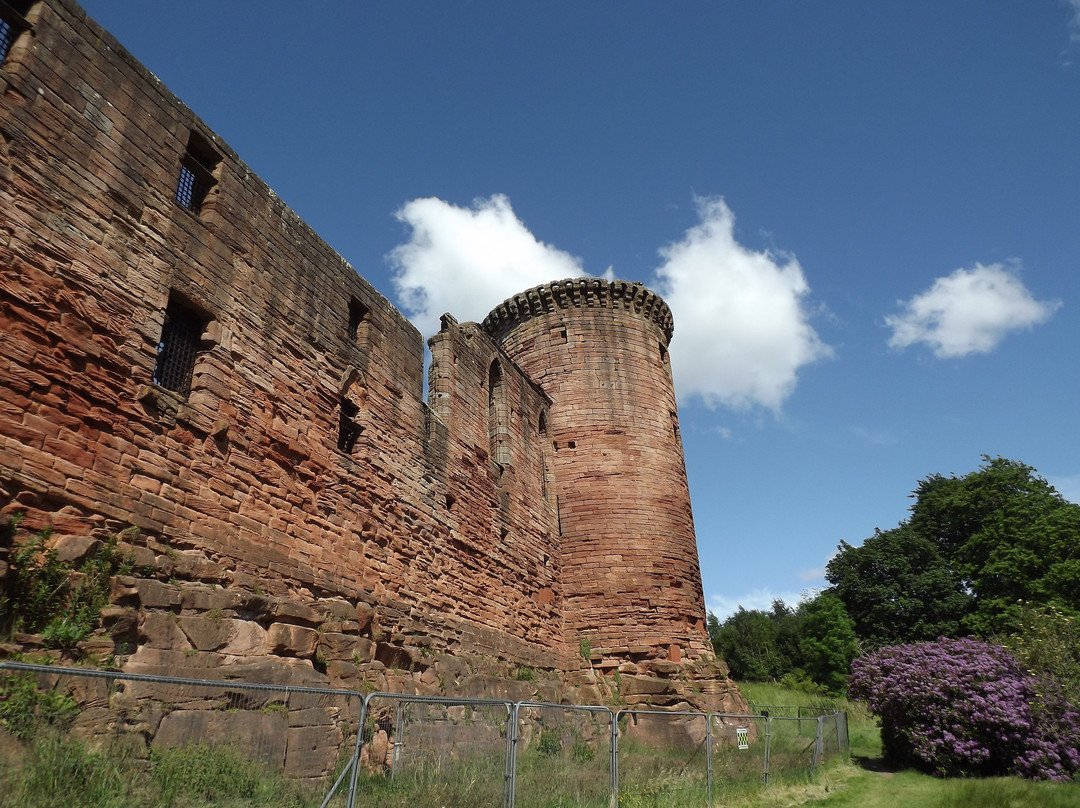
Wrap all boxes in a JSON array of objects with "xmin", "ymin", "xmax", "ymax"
[
  {"xmin": 0, "ymin": 2, "xmax": 34, "ymax": 64},
  {"xmin": 153, "ymin": 296, "xmax": 208, "ymax": 397},
  {"xmin": 174, "ymin": 131, "xmax": 221, "ymax": 214},
  {"xmin": 488, "ymin": 360, "xmax": 510, "ymax": 467},
  {"xmin": 338, "ymin": 398, "xmax": 361, "ymax": 454},
  {"xmin": 348, "ymin": 298, "xmax": 370, "ymax": 344}
]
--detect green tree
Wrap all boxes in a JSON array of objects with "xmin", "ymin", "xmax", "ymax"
[
  {"xmin": 827, "ymin": 456, "xmax": 1080, "ymax": 644},
  {"xmin": 795, "ymin": 593, "xmax": 858, "ymax": 694},
  {"xmin": 708, "ymin": 606, "xmax": 784, "ymax": 681},
  {"xmin": 825, "ymin": 525, "xmax": 972, "ymax": 648},
  {"xmin": 997, "ymin": 603, "xmax": 1080, "ymax": 709},
  {"xmin": 909, "ymin": 457, "xmax": 1080, "ymax": 635}
]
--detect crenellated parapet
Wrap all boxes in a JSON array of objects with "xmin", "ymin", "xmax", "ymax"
[{"xmin": 481, "ymin": 278, "xmax": 675, "ymax": 345}]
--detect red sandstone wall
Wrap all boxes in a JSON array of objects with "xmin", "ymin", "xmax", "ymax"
[
  {"xmin": 484, "ymin": 280, "xmax": 710, "ymax": 664},
  {"xmin": 0, "ymin": 0, "xmax": 562, "ymax": 666}
]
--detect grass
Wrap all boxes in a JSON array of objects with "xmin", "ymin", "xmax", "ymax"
[{"xmin": 0, "ymin": 733, "xmax": 331, "ymax": 808}]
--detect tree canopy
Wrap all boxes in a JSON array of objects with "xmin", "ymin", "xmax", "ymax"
[
  {"xmin": 710, "ymin": 456, "xmax": 1080, "ymax": 694},
  {"xmin": 828, "ymin": 456, "xmax": 1080, "ymax": 641}
]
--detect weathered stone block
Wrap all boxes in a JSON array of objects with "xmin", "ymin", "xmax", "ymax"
[
  {"xmin": 176, "ymin": 615, "xmax": 235, "ymax": 651},
  {"xmin": 620, "ymin": 675, "xmax": 673, "ymax": 696},
  {"xmin": 266, "ymin": 623, "xmax": 319, "ymax": 658},
  {"xmin": 51, "ymin": 534, "xmax": 100, "ymax": 564},
  {"xmin": 318, "ymin": 632, "xmax": 373, "ymax": 662},
  {"xmin": 154, "ymin": 711, "xmax": 287, "ymax": 770},
  {"xmin": 219, "ymin": 621, "xmax": 268, "ymax": 656},
  {"xmin": 133, "ymin": 579, "xmax": 183, "ymax": 609}
]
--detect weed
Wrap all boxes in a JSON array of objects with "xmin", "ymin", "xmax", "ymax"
[
  {"xmin": 536, "ymin": 728, "xmax": 561, "ymax": 757},
  {"xmin": 2, "ymin": 528, "xmax": 135, "ymax": 650},
  {"xmin": 579, "ymin": 635, "xmax": 591, "ymax": 661},
  {"xmin": 515, "ymin": 666, "xmax": 536, "ymax": 682},
  {"xmin": 571, "ymin": 736, "xmax": 596, "ymax": 763},
  {"xmin": 0, "ymin": 672, "xmax": 79, "ymax": 740}
]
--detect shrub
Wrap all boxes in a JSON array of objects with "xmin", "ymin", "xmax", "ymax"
[
  {"xmin": 536, "ymin": 728, "xmax": 561, "ymax": 757},
  {"xmin": 0, "ymin": 672, "xmax": 79, "ymax": 740},
  {"xmin": 849, "ymin": 637, "xmax": 1080, "ymax": 780},
  {"xmin": 2, "ymin": 527, "xmax": 134, "ymax": 649}
]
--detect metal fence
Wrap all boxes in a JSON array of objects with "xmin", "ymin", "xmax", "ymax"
[{"xmin": 0, "ymin": 661, "xmax": 848, "ymax": 807}]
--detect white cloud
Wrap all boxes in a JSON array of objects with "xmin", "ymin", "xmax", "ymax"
[
  {"xmin": 388, "ymin": 194, "xmax": 587, "ymax": 337},
  {"xmin": 1068, "ymin": 0, "xmax": 1080, "ymax": 41},
  {"xmin": 850, "ymin": 425, "xmax": 895, "ymax": 447},
  {"xmin": 885, "ymin": 263, "xmax": 1061, "ymax": 358},
  {"xmin": 388, "ymin": 193, "xmax": 830, "ymax": 412},
  {"xmin": 655, "ymin": 197, "xmax": 832, "ymax": 411}
]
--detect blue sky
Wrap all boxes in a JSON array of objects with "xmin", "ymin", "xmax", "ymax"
[{"xmin": 79, "ymin": 1, "xmax": 1080, "ymax": 620}]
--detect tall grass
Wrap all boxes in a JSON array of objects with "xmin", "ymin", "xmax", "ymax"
[{"xmin": 0, "ymin": 733, "xmax": 328, "ymax": 808}]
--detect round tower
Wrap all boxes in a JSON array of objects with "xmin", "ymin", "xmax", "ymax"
[{"xmin": 482, "ymin": 278, "xmax": 710, "ymax": 665}]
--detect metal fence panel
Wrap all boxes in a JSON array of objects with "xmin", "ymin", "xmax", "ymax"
[
  {"xmin": 510, "ymin": 702, "xmax": 614, "ymax": 808},
  {"xmin": 615, "ymin": 709, "xmax": 711, "ymax": 806},
  {"xmin": 0, "ymin": 661, "xmax": 360, "ymax": 807},
  {"xmin": 767, "ymin": 715, "xmax": 822, "ymax": 782},
  {"xmin": 708, "ymin": 714, "xmax": 770, "ymax": 796},
  {"xmin": 349, "ymin": 693, "xmax": 513, "ymax": 808}
]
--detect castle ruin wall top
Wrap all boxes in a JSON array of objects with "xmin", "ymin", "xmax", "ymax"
[{"xmin": 481, "ymin": 278, "xmax": 675, "ymax": 346}]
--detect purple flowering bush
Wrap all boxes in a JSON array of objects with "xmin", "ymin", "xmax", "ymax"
[{"xmin": 849, "ymin": 637, "xmax": 1080, "ymax": 781}]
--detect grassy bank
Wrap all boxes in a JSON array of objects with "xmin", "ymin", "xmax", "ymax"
[
  {"xmin": 3, "ymin": 678, "xmax": 1077, "ymax": 807},
  {"xmin": 726, "ymin": 681, "xmax": 1079, "ymax": 808}
]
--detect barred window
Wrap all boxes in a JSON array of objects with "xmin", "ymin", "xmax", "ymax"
[
  {"xmin": 338, "ymin": 398, "xmax": 361, "ymax": 454},
  {"xmin": 0, "ymin": 2, "xmax": 34, "ymax": 64},
  {"xmin": 174, "ymin": 130, "xmax": 220, "ymax": 214},
  {"xmin": 153, "ymin": 296, "xmax": 207, "ymax": 397}
]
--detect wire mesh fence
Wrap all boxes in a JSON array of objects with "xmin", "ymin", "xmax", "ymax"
[
  {"xmin": 0, "ymin": 661, "xmax": 849, "ymax": 807},
  {"xmin": 511, "ymin": 702, "xmax": 614, "ymax": 808},
  {"xmin": 0, "ymin": 661, "xmax": 360, "ymax": 807},
  {"xmin": 708, "ymin": 714, "xmax": 770, "ymax": 797}
]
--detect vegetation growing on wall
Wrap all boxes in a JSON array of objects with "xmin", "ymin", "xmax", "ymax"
[{"xmin": 0, "ymin": 515, "xmax": 135, "ymax": 650}]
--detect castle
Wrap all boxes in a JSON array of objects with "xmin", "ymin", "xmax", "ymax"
[{"xmin": 1, "ymin": 0, "xmax": 739, "ymax": 707}]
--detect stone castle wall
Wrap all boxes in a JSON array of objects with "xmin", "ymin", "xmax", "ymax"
[
  {"xmin": 0, "ymin": 0, "xmax": 716, "ymax": 685},
  {"xmin": 0, "ymin": 0, "xmax": 562, "ymax": 670}
]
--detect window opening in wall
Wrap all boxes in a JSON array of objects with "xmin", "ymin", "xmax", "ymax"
[
  {"xmin": 338, "ymin": 397, "xmax": 361, "ymax": 454},
  {"xmin": 539, "ymin": 411, "xmax": 553, "ymax": 502},
  {"xmin": 348, "ymin": 298, "xmax": 370, "ymax": 343},
  {"xmin": 488, "ymin": 360, "xmax": 510, "ymax": 467},
  {"xmin": 445, "ymin": 494, "xmax": 456, "ymax": 511},
  {"xmin": 0, "ymin": 2, "xmax": 33, "ymax": 64},
  {"xmin": 153, "ymin": 295, "xmax": 208, "ymax": 398},
  {"xmin": 174, "ymin": 131, "xmax": 221, "ymax": 214}
]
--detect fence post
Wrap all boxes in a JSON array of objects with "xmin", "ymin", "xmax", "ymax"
[
  {"xmin": 763, "ymin": 714, "xmax": 772, "ymax": 786},
  {"xmin": 612, "ymin": 710, "xmax": 622, "ymax": 805},
  {"xmin": 811, "ymin": 716, "xmax": 824, "ymax": 773},
  {"xmin": 505, "ymin": 703, "xmax": 518, "ymax": 808},
  {"xmin": 344, "ymin": 692, "xmax": 370, "ymax": 808},
  {"xmin": 705, "ymin": 712, "xmax": 713, "ymax": 806}
]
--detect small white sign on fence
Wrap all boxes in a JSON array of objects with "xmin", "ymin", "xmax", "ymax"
[{"xmin": 736, "ymin": 727, "xmax": 749, "ymax": 750}]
